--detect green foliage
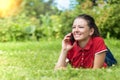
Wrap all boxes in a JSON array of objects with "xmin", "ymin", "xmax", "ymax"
[
  {"xmin": 58, "ymin": 11, "xmax": 75, "ymax": 37},
  {"xmin": 56, "ymin": 0, "xmax": 120, "ymax": 39},
  {"xmin": 23, "ymin": 0, "xmax": 58, "ymax": 18},
  {"xmin": 99, "ymin": 4, "xmax": 120, "ymax": 39},
  {"xmin": 0, "ymin": 0, "xmax": 120, "ymax": 41},
  {"xmin": 0, "ymin": 13, "xmax": 40, "ymax": 41}
]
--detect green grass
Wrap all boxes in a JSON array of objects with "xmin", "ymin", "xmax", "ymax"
[{"xmin": 0, "ymin": 39, "xmax": 119, "ymax": 80}]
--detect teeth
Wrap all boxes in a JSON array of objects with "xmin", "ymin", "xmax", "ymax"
[{"xmin": 75, "ymin": 35, "xmax": 80, "ymax": 37}]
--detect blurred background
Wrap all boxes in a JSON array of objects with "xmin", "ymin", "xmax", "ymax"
[{"xmin": 0, "ymin": 0, "xmax": 120, "ymax": 42}]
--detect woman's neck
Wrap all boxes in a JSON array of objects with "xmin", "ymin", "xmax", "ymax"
[{"xmin": 78, "ymin": 37, "xmax": 91, "ymax": 48}]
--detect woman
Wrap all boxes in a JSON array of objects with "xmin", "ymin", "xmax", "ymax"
[{"xmin": 55, "ymin": 14, "xmax": 117, "ymax": 70}]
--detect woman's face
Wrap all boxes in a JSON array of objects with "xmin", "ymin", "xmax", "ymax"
[{"xmin": 72, "ymin": 18, "xmax": 94, "ymax": 41}]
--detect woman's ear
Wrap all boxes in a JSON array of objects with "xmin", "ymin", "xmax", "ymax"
[{"xmin": 89, "ymin": 28, "xmax": 94, "ymax": 36}]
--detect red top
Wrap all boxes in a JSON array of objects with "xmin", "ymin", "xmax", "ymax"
[{"xmin": 67, "ymin": 37, "xmax": 107, "ymax": 68}]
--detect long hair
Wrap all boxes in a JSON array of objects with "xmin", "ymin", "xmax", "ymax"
[{"xmin": 75, "ymin": 14, "xmax": 100, "ymax": 37}]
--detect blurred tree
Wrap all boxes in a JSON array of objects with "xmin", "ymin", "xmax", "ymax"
[{"xmin": 23, "ymin": 0, "xmax": 58, "ymax": 18}]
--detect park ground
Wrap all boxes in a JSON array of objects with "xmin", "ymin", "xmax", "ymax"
[{"xmin": 0, "ymin": 38, "xmax": 119, "ymax": 80}]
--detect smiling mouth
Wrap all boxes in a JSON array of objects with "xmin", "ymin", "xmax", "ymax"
[{"xmin": 74, "ymin": 34, "xmax": 81, "ymax": 37}]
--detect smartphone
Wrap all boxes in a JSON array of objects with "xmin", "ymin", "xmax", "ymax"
[{"xmin": 70, "ymin": 33, "xmax": 75, "ymax": 45}]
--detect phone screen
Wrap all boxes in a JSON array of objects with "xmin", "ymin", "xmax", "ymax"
[{"xmin": 70, "ymin": 33, "xmax": 75, "ymax": 44}]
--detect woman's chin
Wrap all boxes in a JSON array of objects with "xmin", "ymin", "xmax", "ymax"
[{"xmin": 75, "ymin": 38, "xmax": 81, "ymax": 41}]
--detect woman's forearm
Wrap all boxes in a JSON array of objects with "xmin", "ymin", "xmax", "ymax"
[
  {"xmin": 55, "ymin": 49, "xmax": 68, "ymax": 69},
  {"xmin": 93, "ymin": 52, "xmax": 106, "ymax": 69}
]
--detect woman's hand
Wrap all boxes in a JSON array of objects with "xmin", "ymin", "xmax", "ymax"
[
  {"xmin": 62, "ymin": 33, "xmax": 75, "ymax": 52},
  {"xmin": 54, "ymin": 33, "xmax": 75, "ymax": 70}
]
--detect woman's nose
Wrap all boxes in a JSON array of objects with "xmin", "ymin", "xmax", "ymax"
[
  {"xmin": 75, "ymin": 27, "xmax": 79, "ymax": 31},
  {"xmin": 73, "ymin": 27, "xmax": 79, "ymax": 33}
]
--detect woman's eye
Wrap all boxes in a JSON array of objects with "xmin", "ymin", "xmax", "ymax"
[
  {"xmin": 72, "ymin": 25, "xmax": 84, "ymax": 29},
  {"xmin": 72, "ymin": 26, "xmax": 75, "ymax": 29},
  {"xmin": 78, "ymin": 26, "xmax": 84, "ymax": 28}
]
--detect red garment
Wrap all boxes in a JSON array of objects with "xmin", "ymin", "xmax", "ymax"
[{"xmin": 67, "ymin": 37, "xmax": 107, "ymax": 68}]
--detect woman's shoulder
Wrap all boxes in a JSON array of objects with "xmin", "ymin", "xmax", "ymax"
[
  {"xmin": 92, "ymin": 36, "xmax": 105, "ymax": 45},
  {"xmin": 92, "ymin": 36, "xmax": 104, "ymax": 41}
]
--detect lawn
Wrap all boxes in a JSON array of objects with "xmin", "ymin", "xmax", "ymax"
[{"xmin": 0, "ymin": 38, "xmax": 119, "ymax": 80}]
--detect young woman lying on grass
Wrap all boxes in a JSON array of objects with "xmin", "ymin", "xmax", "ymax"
[{"xmin": 55, "ymin": 14, "xmax": 117, "ymax": 70}]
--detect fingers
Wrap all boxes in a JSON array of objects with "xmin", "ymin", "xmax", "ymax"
[{"xmin": 63, "ymin": 33, "xmax": 71, "ymax": 41}]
